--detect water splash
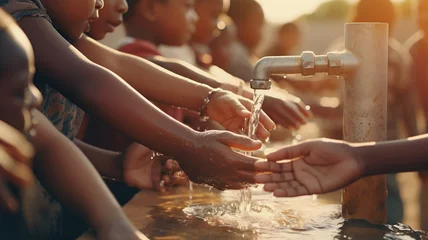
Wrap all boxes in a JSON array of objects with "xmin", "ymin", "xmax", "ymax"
[{"xmin": 189, "ymin": 181, "xmax": 194, "ymax": 201}]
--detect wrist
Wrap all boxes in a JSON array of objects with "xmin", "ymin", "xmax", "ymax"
[{"xmin": 350, "ymin": 142, "xmax": 376, "ymax": 177}]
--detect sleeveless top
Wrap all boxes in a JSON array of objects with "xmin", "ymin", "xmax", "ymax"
[{"xmin": 0, "ymin": 0, "xmax": 84, "ymax": 140}]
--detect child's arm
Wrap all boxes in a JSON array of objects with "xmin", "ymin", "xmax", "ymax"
[
  {"xmin": 32, "ymin": 111, "xmax": 147, "ymax": 239},
  {"xmin": 254, "ymin": 135, "xmax": 428, "ymax": 197},
  {"xmin": 18, "ymin": 17, "xmax": 267, "ymax": 190},
  {"xmin": 0, "ymin": 121, "xmax": 35, "ymax": 213},
  {"xmin": 75, "ymin": 36, "xmax": 310, "ymax": 129}
]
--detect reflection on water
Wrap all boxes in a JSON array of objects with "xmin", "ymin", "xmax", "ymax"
[{"xmin": 138, "ymin": 186, "xmax": 427, "ymax": 239}]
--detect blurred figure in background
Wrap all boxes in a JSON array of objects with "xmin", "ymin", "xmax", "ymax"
[
  {"xmin": 263, "ymin": 22, "xmax": 301, "ymax": 57},
  {"xmin": 405, "ymin": 0, "xmax": 428, "ymax": 231},
  {"xmin": 226, "ymin": 0, "xmax": 265, "ymax": 81}
]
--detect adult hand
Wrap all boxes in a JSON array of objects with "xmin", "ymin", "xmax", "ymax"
[{"xmin": 254, "ymin": 139, "xmax": 363, "ymax": 197}]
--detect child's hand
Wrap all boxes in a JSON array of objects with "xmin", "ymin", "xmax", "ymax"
[
  {"xmin": 122, "ymin": 143, "xmax": 188, "ymax": 192},
  {"xmin": 178, "ymin": 131, "xmax": 268, "ymax": 190},
  {"xmin": 0, "ymin": 121, "xmax": 35, "ymax": 212},
  {"xmin": 254, "ymin": 139, "xmax": 363, "ymax": 197},
  {"xmin": 262, "ymin": 92, "xmax": 312, "ymax": 130},
  {"xmin": 206, "ymin": 90, "xmax": 275, "ymax": 140}
]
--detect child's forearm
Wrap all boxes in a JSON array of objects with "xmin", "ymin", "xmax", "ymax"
[
  {"xmin": 20, "ymin": 18, "xmax": 199, "ymax": 160},
  {"xmin": 32, "ymin": 111, "xmax": 132, "ymax": 232},
  {"xmin": 149, "ymin": 56, "xmax": 224, "ymax": 88},
  {"xmin": 75, "ymin": 36, "xmax": 212, "ymax": 111},
  {"xmin": 355, "ymin": 134, "xmax": 428, "ymax": 176},
  {"xmin": 74, "ymin": 139, "xmax": 123, "ymax": 180}
]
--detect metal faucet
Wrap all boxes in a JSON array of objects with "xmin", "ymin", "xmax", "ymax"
[
  {"xmin": 250, "ymin": 23, "xmax": 389, "ymax": 224},
  {"xmin": 250, "ymin": 51, "xmax": 360, "ymax": 90}
]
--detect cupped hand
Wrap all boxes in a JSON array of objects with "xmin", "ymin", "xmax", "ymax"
[
  {"xmin": 262, "ymin": 92, "xmax": 312, "ymax": 130},
  {"xmin": 254, "ymin": 139, "xmax": 363, "ymax": 197},
  {"xmin": 206, "ymin": 90, "xmax": 275, "ymax": 140},
  {"xmin": 123, "ymin": 143, "xmax": 188, "ymax": 192},
  {"xmin": 178, "ymin": 130, "xmax": 266, "ymax": 190},
  {"xmin": 0, "ymin": 121, "xmax": 35, "ymax": 212}
]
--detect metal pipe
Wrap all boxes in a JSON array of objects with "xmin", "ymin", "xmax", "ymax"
[
  {"xmin": 250, "ymin": 51, "xmax": 359, "ymax": 89},
  {"xmin": 342, "ymin": 23, "xmax": 388, "ymax": 224}
]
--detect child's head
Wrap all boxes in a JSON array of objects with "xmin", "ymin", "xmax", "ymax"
[
  {"xmin": 123, "ymin": 0, "xmax": 198, "ymax": 46},
  {"xmin": 210, "ymin": 21, "xmax": 235, "ymax": 70},
  {"xmin": 191, "ymin": 0, "xmax": 224, "ymax": 44},
  {"xmin": 418, "ymin": 0, "xmax": 428, "ymax": 34},
  {"xmin": 277, "ymin": 22, "xmax": 300, "ymax": 54},
  {"xmin": 351, "ymin": 0, "xmax": 396, "ymax": 34},
  {"xmin": 228, "ymin": 0, "xmax": 264, "ymax": 50},
  {"xmin": 40, "ymin": 0, "xmax": 104, "ymax": 41},
  {"xmin": 0, "ymin": 10, "xmax": 42, "ymax": 133},
  {"xmin": 88, "ymin": 0, "xmax": 129, "ymax": 40}
]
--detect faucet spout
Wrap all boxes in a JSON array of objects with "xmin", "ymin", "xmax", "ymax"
[{"xmin": 250, "ymin": 51, "xmax": 360, "ymax": 90}]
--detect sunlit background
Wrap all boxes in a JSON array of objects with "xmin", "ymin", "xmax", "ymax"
[{"xmin": 258, "ymin": 0, "xmax": 412, "ymax": 23}]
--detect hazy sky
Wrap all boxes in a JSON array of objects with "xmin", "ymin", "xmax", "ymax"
[{"xmin": 258, "ymin": 0, "xmax": 408, "ymax": 23}]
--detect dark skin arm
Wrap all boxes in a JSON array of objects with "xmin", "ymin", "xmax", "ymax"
[
  {"xmin": 74, "ymin": 35, "xmax": 274, "ymax": 137},
  {"xmin": 32, "ymin": 111, "xmax": 146, "ymax": 239},
  {"xmin": 254, "ymin": 135, "xmax": 428, "ymax": 197},
  {"xmin": 73, "ymin": 139, "xmax": 122, "ymax": 181},
  {"xmin": 19, "ymin": 17, "xmax": 267, "ymax": 190}
]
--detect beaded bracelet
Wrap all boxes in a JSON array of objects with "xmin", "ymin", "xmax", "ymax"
[{"xmin": 199, "ymin": 88, "xmax": 221, "ymax": 121}]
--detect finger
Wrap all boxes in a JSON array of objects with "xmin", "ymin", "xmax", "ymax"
[
  {"xmin": 279, "ymin": 106, "xmax": 304, "ymax": 128},
  {"xmin": 237, "ymin": 98, "xmax": 254, "ymax": 118},
  {"xmin": 254, "ymin": 160, "xmax": 293, "ymax": 173},
  {"xmin": 297, "ymin": 101, "xmax": 313, "ymax": 118},
  {"xmin": 264, "ymin": 181, "xmax": 301, "ymax": 192},
  {"xmin": 254, "ymin": 172, "xmax": 295, "ymax": 183},
  {"xmin": 268, "ymin": 112, "xmax": 296, "ymax": 130},
  {"xmin": 0, "ymin": 122, "xmax": 34, "ymax": 163},
  {"xmin": 255, "ymin": 123, "xmax": 270, "ymax": 141},
  {"xmin": 163, "ymin": 175, "xmax": 172, "ymax": 185},
  {"xmin": 222, "ymin": 182, "xmax": 245, "ymax": 190},
  {"xmin": 0, "ymin": 180, "xmax": 18, "ymax": 213},
  {"xmin": 273, "ymin": 186, "xmax": 309, "ymax": 198},
  {"xmin": 231, "ymin": 152, "xmax": 264, "ymax": 171},
  {"xmin": 0, "ymin": 149, "xmax": 35, "ymax": 187},
  {"xmin": 218, "ymin": 132, "xmax": 262, "ymax": 151},
  {"xmin": 266, "ymin": 142, "xmax": 312, "ymax": 161},
  {"xmin": 289, "ymin": 104, "xmax": 308, "ymax": 125},
  {"xmin": 236, "ymin": 170, "xmax": 256, "ymax": 184},
  {"xmin": 258, "ymin": 110, "xmax": 276, "ymax": 131}
]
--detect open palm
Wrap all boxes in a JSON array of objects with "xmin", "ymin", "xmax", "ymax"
[{"xmin": 254, "ymin": 139, "xmax": 363, "ymax": 197}]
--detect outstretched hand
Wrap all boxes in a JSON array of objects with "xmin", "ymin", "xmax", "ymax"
[
  {"xmin": 262, "ymin": 91, "xmax": 312, "ymax": 130},
  {"xmin": 254, "ymin": 139, "xmax": 363, "ymax": 197},
  {"xmin": 122, "ymin": 143, "xmax": 188, "ymax": 192},
  {"xmin": 206, "ymin": 90, "xmax": 275, "ymax": 140}
]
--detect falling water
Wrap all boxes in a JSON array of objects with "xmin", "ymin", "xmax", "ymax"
[{"xmin": 236, "ymin": 90, "xmax": 266, "ymax": 214}]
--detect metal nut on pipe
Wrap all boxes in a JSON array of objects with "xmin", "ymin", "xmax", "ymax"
[
  {"xmin": 301, "ymin": 51, "xmax": 316, "ymax": 76},
  {"xmin": 327, "ymin": 52, "xmax": 342, "ymax": 75}
]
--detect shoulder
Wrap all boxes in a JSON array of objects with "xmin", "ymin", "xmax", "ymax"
[{"xmin": 0, "ymin": 0, "xmax": 51, "ymax": 23}]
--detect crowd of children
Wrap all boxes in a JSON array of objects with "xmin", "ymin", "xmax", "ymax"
[{"xmin": 2, "ymin": 0, "xmax": 428, "ymax": 238}]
